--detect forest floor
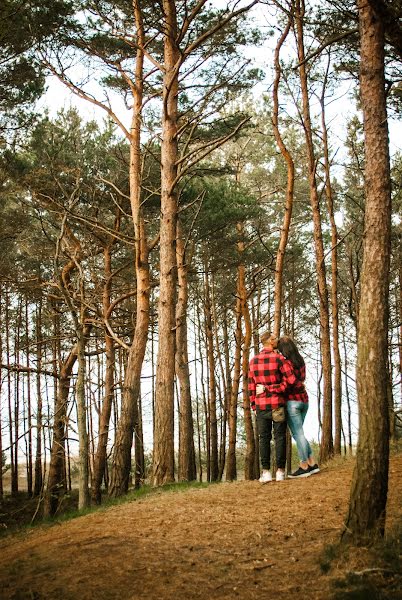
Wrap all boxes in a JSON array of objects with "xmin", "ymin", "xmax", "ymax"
[{"xmin": 0, "ymin": 454, "xmax": 401, "ymax": 600}]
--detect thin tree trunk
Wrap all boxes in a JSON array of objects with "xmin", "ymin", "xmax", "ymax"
[
  {"xmin": 295, "ymin": 0, "xmax": 333, "ymax": 463},
  {"xmin": 226, "ymin": 289, "xmax": 242, "ymax": 481},
  {"xmin": 242, "ymin": 289, "xmax": 255, "ymax": 480},
  {"xmin": 272, "ymin": 15, "xmax": 295, "ymax": 338},
  {"xmin": 25, "ymin": 299, "xmax": 33, "ymax": 496},
  {"xmin": 176, "ymin": 221, "xmax": 196, "ymax": 481},
  {"xmin": 343, "ymin": 0, "xmax": 391, "ymax": 543},
  {"xmin": 216, "ymin": 300, "xmax": 229, "ymax": 481},
  {"xmin": 92, "ymin": 244, "xmax": 116, "ymax": 504},
  {"xmin": 204, "ymin": 267, "xmax": 219, "ymax": 481},
  {"xmin": 76, "ymin": 323, "xmax": 90, "ymax": 510},
  {"xmin": 320, "ymin": 61, "xmax": 342, "ymax": 456},
  {"xmin": 0, "ymin": 288, "xmax": 3, "ymax": 498},
  {"xmin": 342, "ymin": 326, "xmax": 353, "ymax": 455},
  {"xmin": 5, "ymin": 291, "xmax": 16, "ymax": 495},
  {"xmin": 13, "ymin": 298, "xmax": 22, "ymax": 494}
]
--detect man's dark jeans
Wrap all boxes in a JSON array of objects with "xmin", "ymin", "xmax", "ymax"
[{"xmin": 256, "ymin": 407, "xmax": 287, "ymax": 470}]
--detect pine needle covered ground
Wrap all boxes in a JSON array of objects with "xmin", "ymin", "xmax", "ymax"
[{"xmin": 0, "ymin": 454, "xmax": 401, "ymax": 600}]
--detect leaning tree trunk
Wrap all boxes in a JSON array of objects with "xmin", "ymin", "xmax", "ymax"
[
  {"xmin": 272, "ymin": 14, "xmax": 295, "ymax": 338},
  {"xmin": 295, "ymin": 0, "xmax": 333, "ymax": 463},
  {"xmin": 343, "ymin": 0, "xmax": 391, "ymax": 544},
  {"xmin": 153, "ymin": 0, "xmax": 180, "ymax": 486}
]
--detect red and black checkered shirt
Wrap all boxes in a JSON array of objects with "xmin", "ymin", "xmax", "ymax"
[
  {"xmin": 267, "ymin": 364, "xmax": 308, "ymax": 404},
  {"xmin": 248, "ymin": 348, "xmax": 296, "ymax": 410}
]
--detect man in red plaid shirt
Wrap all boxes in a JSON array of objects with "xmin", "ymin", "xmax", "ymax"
[{"xmin": 248, "ymin": 331, "xmax": 296, "ymax": 482}]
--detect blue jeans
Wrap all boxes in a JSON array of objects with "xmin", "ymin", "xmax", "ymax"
[{"xmin": 286, "ymin": 401, "xmax": 311, "ymax": 463}]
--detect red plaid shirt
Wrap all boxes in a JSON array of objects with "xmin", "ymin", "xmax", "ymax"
[
  {"xmin": 248, "ymin": 348, "xmax": 296, "ymax": 410},
  {"xmin": 267, "ymin": 364, "xmax": 308, "ymax": 404}
]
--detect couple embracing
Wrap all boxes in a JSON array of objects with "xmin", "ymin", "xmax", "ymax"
[{"xmin": 248, "ymin": 331, "xmax": 319, "ymax": 482}]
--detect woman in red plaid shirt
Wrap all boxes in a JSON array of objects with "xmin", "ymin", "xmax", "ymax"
[
  {"xmin": 248, "ymin": 331, "xmax": 297, "ymax": 483},
  {"xmin": 271, "ymin": 336, "xmax": 320, "ymax": 479}
]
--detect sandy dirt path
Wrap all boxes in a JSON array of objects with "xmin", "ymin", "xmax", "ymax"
[{"xmin": 1, "ymin": 455, "xmax": 401, "ymax": 600}]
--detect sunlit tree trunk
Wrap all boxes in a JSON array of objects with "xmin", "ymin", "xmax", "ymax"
[
  {"xmin": 109, "ymin": 4, "xmax": 150, "ymax": 496},
  {"xmin": 153, "ymin": 0, "xmax": 180, "ymax": 486},
  {"xmin": 343, "ymin": 0, "xmax": 391, "ymax": 543}
]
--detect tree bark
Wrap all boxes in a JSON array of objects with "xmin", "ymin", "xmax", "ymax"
[
  {"xmin": 295, "ymin": 0, "xmax": 333, "ymax": 463},
  {"xmin": 204, "ymin": 267, "xmax": 219, "ymax": 481},
  {"xmin": 109, "ymin": 2, "xmax": 150, "ymax": 497},
  {"xmin": 92, "ymin": 245, "xmax": 116, "ymax": 504},
  {"xmin": 44, "ymin": 336, "xmax": 82, "ymax": 517},
  {"xmin": 272, "ymin": 15, "xmax": 295, "ymax": 338},
  {"xmin": 176, "ymin": 221, "xmax": 196, "ymax": 482},
  {"xmin": 153, "ymin": 0, "xmax": 180, "ymax": 485},
  {"xmin": 76, "ymin": 323, "xmax": 90, "ymax": 510},
  {"xmin": 343, "ymin": 0, "xmax": 391, "ymax": 543},
  {"xmin": 226, "ymin": 287, "xmax": 242, "ymax": 481},
  {"xmin": 320, "ymin": 67, "xmax": 342, "ymax": 455}
]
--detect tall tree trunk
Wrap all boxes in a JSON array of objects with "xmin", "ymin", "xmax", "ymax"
[
  {"xmin": 153, "ymin": 0, "xmax": 180, "ymax": 485},
  {"xmin": 226, "ymin": 289, "xmax": 242, "ymax": 481},
  {"xmin": 5, "ymin": 291, "xmax": 16, "ymax": 495},
  {"xmin": 342, "ymin": 326, "xmax": 353, "ymax": 455},
  {"xmin": 0, "ymin": 288, "xmax": 3, "ymax": 498},
  {"xmin": 13, "ymin": 298, "xmax": 22, "ymax": 494},
  {"xmin": 25, "ymin": 299, "xmax": 33, "ymax": 496},
  {"xmin": 242, "ymin": 287, "xmax": 255, "ymax": 480},
  {"xmin": 176, "ymin": 221, "xmax": 196, "ymax": 481},
  {"xmin": 320, "ymin": 67, "xmax": 342, "ymax": 455},
  {"xmin": 76, "ymin": 324, "xmax": 90, "ymax": 510},
  {"xmin": 204, "ymin": 267, "xmax": 219, "ymax": 481},
  {"xmin": 216, "ymin": 301, "xmax": 230, "ymax": 480},
  {"xmin": 236, "ymin": 224, "xmax": 255, "ymax": 480},
  {"xmin": 295, "ymin": 0, "xmax": 333, "ymax": 463},
  {"xmin": 92, "ymin": 245, "xmax": 116, "ymax": 504},
  {"xmin": 272, "ymin": 15, "xmax": 295, "ymax": 338},
  {"xmin": 109, "ymin": 4, "xmax": 150, "ymax": 497},
  {"xmin": 343, "ymin": 0, "xmax": 391, "ymax": 543}
]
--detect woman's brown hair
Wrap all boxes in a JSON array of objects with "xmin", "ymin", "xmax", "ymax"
[{"xmin": 278, "ymin": 336, "xmax": 305, "ymax": 369}]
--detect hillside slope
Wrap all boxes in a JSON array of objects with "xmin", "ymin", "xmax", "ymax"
[{"xmin": 0, "ymin": 455, "xmax": 401, "ymax": 600}]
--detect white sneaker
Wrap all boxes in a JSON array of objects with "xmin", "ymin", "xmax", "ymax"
[
  {"xmin": 276, "ymin": 470, "xmax": 285, "ymax": 482},
  {"xmin": 259, "ymin": 470, "xmax": 272, "ymax": 483}
]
